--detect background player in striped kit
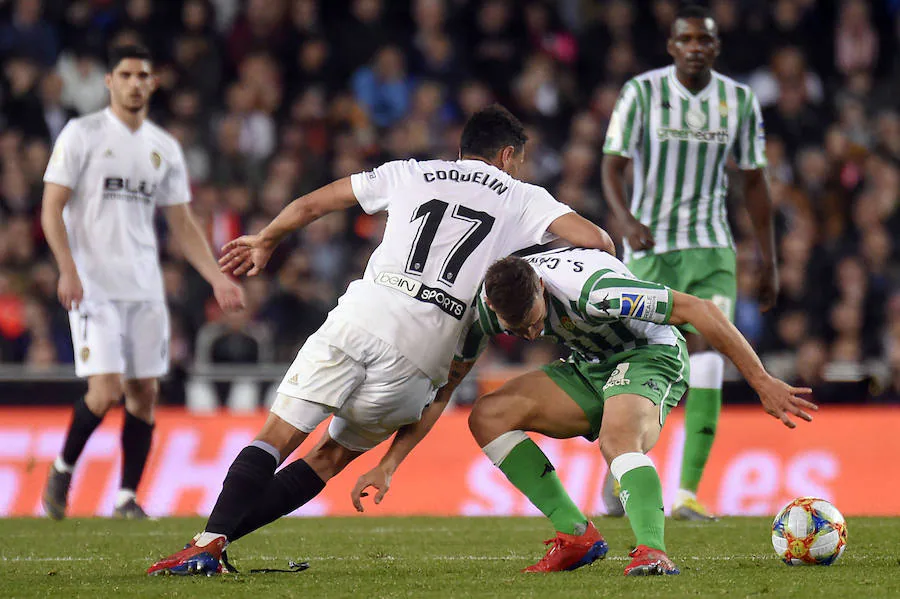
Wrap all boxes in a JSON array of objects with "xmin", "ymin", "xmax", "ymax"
[{"xmin": 601, "ymin": 5, "xmax": 777, "ymax": 520}]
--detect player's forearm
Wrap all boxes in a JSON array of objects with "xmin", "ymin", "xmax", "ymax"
[
  {"xmin": 40, "ymin": 191, "xmax": 77, "ymax": 274},
  {"xmin": 380, "ymin": 360, "xmax": 475, "ymax": 474},
  {"xmin": 744, "ymin": 170, "xmax": 776, "ymax": 267},
  {"xmin": 601, "ymin": 155, "xmax": 634, "ymax": 224},
  {"xmin": 170, "ymin": 214, "xmax": 225, "ymax": 284},
  {"xmin": 672, "ymin": 292, "xmax": 768, "ymax": 387},
  {"xmin": 258, "ymin": 178, "xmax": 356, "ymax": 247},
  {"xmin": 379, "ymin": 390, "xmax": 452, "ymax": 474}
]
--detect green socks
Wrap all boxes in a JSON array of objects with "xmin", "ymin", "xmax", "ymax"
[
  {"xmin": 487, "ymin": 434, "xmax": 586, "ymax": 535},
  {"xmin": 611, "ymin": 452, "xmax": 666, "ymax": 552},
  {"xmin": 680, "ymin": 387, "xmax": 721, "ymax": 493}
]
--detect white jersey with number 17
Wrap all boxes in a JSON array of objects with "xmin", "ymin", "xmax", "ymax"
[{"xmin": 337, "ymin": 158, "xmax": 573, "ymax": 385}]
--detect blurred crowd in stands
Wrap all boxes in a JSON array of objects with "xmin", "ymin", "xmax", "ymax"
[{"xmin": 1, "ymin": 0, "xmax": 900, "ymax": 402}]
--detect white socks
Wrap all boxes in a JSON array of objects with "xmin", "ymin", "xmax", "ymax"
[
  {"xmin": 114, "ymin": 489, "xmax": 136, "ymax": 509},
  {"xmin": 54, "ymin": 456, "xmax": 73, "ymax": 474},
  {"xmin": 480, "ymin": 430, "xmax": 529, "ymax": 467},
  {"xmin": 689, "ymin": 351, "xmax": 724, "ymax": 389},
  {"xmin": 675, "ymin": 489, "xmax": 697, "ymax": 505},
  {"xmin": 609, "ymin": 452, "xmax": 654, "ymax": 482},
  {"xmin": 195, "ymin": 531, "xmax": 228, "ymax": 547}
]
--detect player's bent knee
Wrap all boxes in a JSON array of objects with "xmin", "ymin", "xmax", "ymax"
[
  {"xmin": 598, "ymin": 430, "xmax": 642, "ymax": 464},
  {"xmin": 468, "ymin": 393, "xmax": 525, "ymax": 444}
]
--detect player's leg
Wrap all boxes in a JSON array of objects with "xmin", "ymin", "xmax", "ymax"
[
  {"xmin": 112, "ymin": 377, "xmax": 158, "ymax": 519},
  {"xmin": 674, "ymin": 248, "xmax": 735, "ymax": 521},
  {"xmin": 147, "ymin": 409, "xmax": 314, "ymax": 576},
  {"xmin": 469, "ymin": 366, "xmax": 608, "ymax": 572},
  {"xmin": 599, "ymin": 393, "xmax": 679, "ymax": 576},
  {"xmin": 231, "ymin": 432, "xmax": 364, "ymax": 541},
  {"xmin": 598, "ymin": 343, "xmax": 687, "ymax": 575},
  {"xmin": 149, "ymin": 320, "xmax": 369, "ymax": 574},
  {"xmin": 201, "ymin": 410, "xmax": 311, "ymax": 540},
  {"xmin": 44, "ymin": 301, "xmax": 125, "ymax": 520},
  {"xmin": 230, "ymin": 333, "xmax": 431, "ymax": 543},
  {"xmin": 470, "ymin": 369, "xmax": 594, "ymax": 535},
  {"xmin": 113, "ymin": 301, "xmax": 169, "ymax": 518}
]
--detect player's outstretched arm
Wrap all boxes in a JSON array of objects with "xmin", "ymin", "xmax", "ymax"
[
  {"xmin": 743, "ymin": 168, "xmax": 779, "ymax": 311},
  {"xmin": 601, "ymin": 154, "xmax": 654, "ymax": 250},
  {"xmin": 668, "ymin": 290, "xmax": 816, "ymax": 428},
  {"xmin": 219, "ymin": 178, "xmax": 358, "ymax": 277},
  {"xmin": 162, "ymin": 203, "xmax": 245, "ymax": 312},
  {"xmin": 40, "ymin": 183, "xmax": 82, "ymax": 310},
  {"xmin": 547, "ymin": 212, "xmax": 616, "ymax": 255},
  {"xmin": 351, "ymin": 359, "xmax": 476, "ymax": 512}
]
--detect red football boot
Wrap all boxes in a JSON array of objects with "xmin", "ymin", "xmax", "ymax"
[
  {"xmin": 622, "ymin": 544, "xmax": 680, "ymax": 576},
  {"xmin": 147, "ymin": 535, "xmax": 227, "ymax": 576},
  {"xmin": 523, "ymin": 522, "xmax": 609, "ymax": 573}
]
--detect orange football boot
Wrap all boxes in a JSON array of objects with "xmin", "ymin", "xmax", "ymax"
[
  {"xmin": 523, "ymin": 522, "xmax": 608, "ymax": 573},
  {"xmin": 622, "ymin": 544, "xmax": 680, "ymax": 576},
  {"xmin": 147, "ymin": 535, "xmax": 227, "ymax": 576}
]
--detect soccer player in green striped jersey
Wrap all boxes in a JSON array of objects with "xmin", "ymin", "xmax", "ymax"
[
  {"xmin": 352, "ymin": 248, "xmax": 814, "ymax": 576},
  {"xmin": 601, "ymin": 4, "xmax": 778, "ymax": 521}
]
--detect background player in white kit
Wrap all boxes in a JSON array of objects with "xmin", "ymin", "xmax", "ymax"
[
  {"xmin": 148, "ymin": 105, "xmax": 614, "ymax": 575},
  {"xmin": 40, "ymin": 45, "xmax": 244, "ymax": 520}
]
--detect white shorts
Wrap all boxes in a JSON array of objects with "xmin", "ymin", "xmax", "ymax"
[
  {"xmin": 68, "ymin": 300, "xmax": 169, "ymax": 380},
  {"xmin": 272, "ymin": 316, "xmax": 438, "ymax": 452}
]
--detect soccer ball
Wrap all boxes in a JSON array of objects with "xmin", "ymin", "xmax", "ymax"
[{"xmin": 771, "ymin": 497, "xmax": 847, "ymax": 566}]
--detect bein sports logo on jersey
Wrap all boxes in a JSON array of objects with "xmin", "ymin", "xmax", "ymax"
[
  {"xmin": 376, "ymin": 272, "xmax": 467, "ymax": 320},
  {"xmin": 620, "ymin": 293, "xmax": 646, "ymax": 318}
]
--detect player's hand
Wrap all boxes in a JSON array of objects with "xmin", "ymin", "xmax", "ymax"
[
  {"xmin": 757, "ymin": 261, "xmax": 779, "ymax": 312},
  {"xmin": 755, "ymin": 374, "xmax": 817, "ymax": 429},
  {"xmin": 351, "ymin": 465, "xmax": 392, "ymax": 512},
  {"xmin": 212, "ymin": 275, "xmax": 245, "ymax": 312},
  {"xmin": 58, "ymin": 268, "xmax": 83, "ymax": 311},
  {"xmin": 218, "ymin": 235, "xmax": 276, "ymax": 277},
  {"xmin": 623, "ymin": 218, "xmax": 655, "ymax": 251}
]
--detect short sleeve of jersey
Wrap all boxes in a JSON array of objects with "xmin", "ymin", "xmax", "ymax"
[
  {"xmin": 518, "ymin": 186, "xmax": 574, "ymax": 246},
  {"xmin": 581, "ymin": 271, "xmax": 673, "ymax": 324},
  {"xmin": 350, "ymin": 160, "xmax": 412, "ymax": 214},
  {"xmin": 603, "ymin": 79, "xmax": 644, "ymax": 157},
  {"xmin": 735, "ymin": 89, "xmax": 767, "ymax": 170},
  {"xmin": 156, "ymin": 144, "xmax": 191, "ymax": 206},
  {"xmin": 43, "ymin": 121, "xmax": 84, "ymax": 189}
]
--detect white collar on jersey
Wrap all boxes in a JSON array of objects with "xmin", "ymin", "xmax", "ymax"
[
  {"xmin": 104, "ymin": 107, "xmax": 146, "ymax": 135},
  {"xmin": 667, "ymin": 65, "xmax": 717, "ymax": 101}
]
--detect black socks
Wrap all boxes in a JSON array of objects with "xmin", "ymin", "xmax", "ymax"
[
  {"xmin": 60, "ymin": 397, "xmax": 103, "ymax": 467},
  {"xmin": 205, "ymin": 444, "xmax": 280, "ymax": 538},
  {"xmin": 120, "ymin": 410, "xmax": 154, "ymax": 492},
  {"xmin": 231, "ymin": 459, "xmax": 326, "ymax": 542}
]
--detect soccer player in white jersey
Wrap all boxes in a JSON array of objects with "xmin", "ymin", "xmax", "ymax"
[
  {"xmin": 601, "ymin": 5, "xmax": 778, "ymax": 520},
  {"xmin": 147, "ymin": 105, "xmax": 614, "ymax": 575},
  {"xmin": 40, "ymin": 45, "xmax": 244, "ymax": 520},
  {"xmin": 351, "ymin": 248, "xmax": 812, "ymax": 575}
]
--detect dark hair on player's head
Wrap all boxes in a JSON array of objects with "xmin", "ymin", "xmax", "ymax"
[
  {"xmin": 460, "ymin": 104, "xmax": 528, "ymax": 160},
  {"xmin": 675, "ymin": 3, "xmax": 713, "ymax": 22},
  {"xmin": 107, "ymin": 44, "xmax": 152, "ymax": 72},
  {"xmin": 484, "ymin": 256, "xmax": 541, "ymax": 324}
]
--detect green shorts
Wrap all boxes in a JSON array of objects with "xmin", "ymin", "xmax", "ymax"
[
  {"xmin": 541, "ymin": 340, "xmax": 690, "ymax": 441},
  {"xmin": 627, "ymin": 247, "xmax": 736, "ymax": 335}
]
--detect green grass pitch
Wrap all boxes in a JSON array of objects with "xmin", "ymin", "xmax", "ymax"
[{"xmin": 2, "ymin": 516, "xmax": 898, "ymax": 598}]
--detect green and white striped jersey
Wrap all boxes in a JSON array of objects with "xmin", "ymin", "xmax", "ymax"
[
  {"xmin": 456, "ymin": 248, "xmax": 683, "ymax": 364},
  {"xmin": 603, "ymin": 66, "xmax": 767, "ymax": 260}
]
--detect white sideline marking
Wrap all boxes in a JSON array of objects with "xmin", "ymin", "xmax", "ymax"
[{"xmin": 1, "ymin": 554, "xmax": 870, "ymax": 564}]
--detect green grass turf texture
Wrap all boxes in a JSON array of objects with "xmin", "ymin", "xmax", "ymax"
[{"xmin": 2, "ymin": 516, "xmax": 898, "ymax": 598}]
